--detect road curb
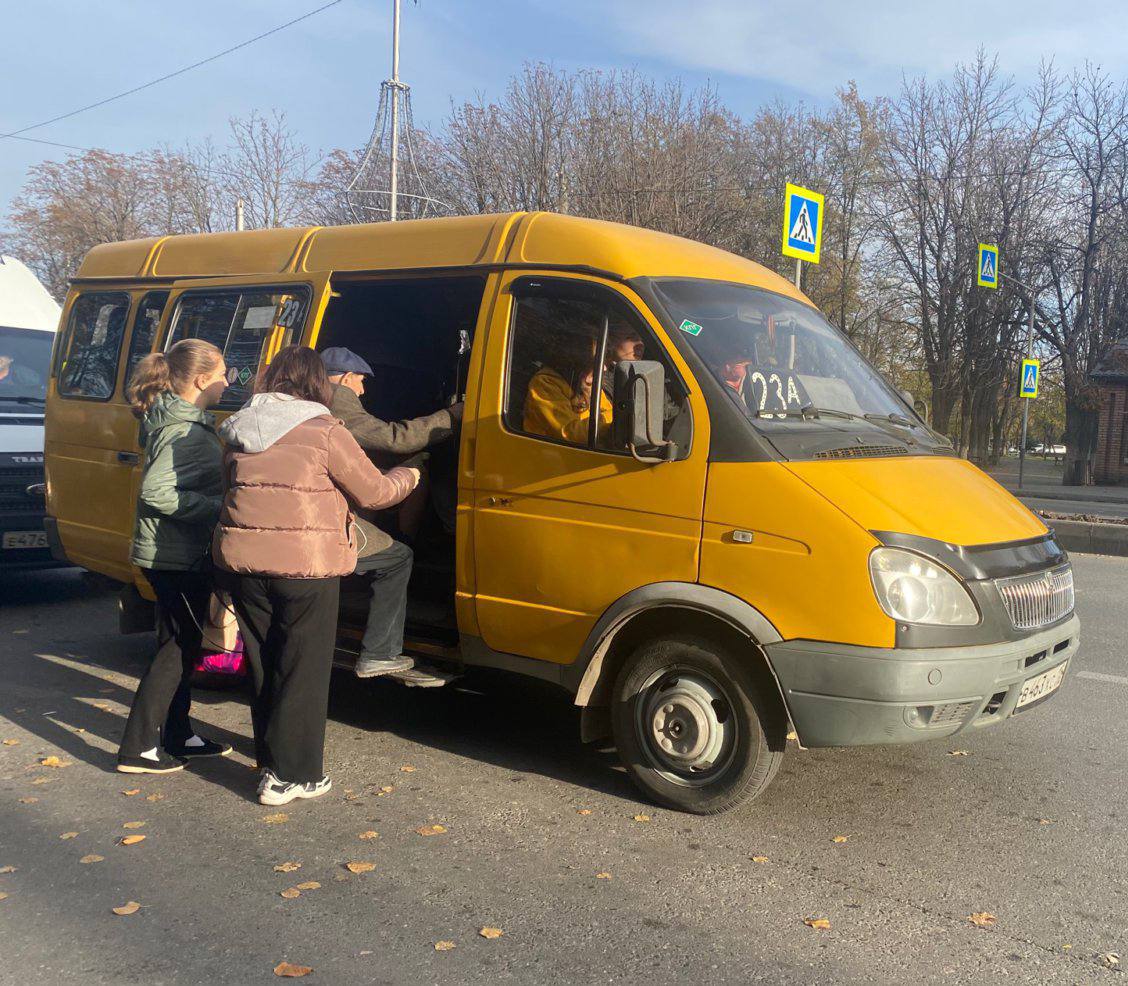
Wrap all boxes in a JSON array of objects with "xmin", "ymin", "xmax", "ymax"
[{"xmin": 1046, "ymin": 518, "xmax": 1128, "ymax": 557}]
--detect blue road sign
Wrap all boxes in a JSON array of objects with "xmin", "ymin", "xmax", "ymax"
[
  {"xmin": 1019, "ymin": 358, "xmax": 1040, "ymax": 398},
  {"xmin": 782, "ymin": 183, "xmax": 824, "ymax": 264},
  {"xmin": 978, "ymin": 243, "xmax": 999, "ymax": 289}
]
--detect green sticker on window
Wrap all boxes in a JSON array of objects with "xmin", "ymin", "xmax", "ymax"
[
  {"xmin": 679, "ymin": 319, "xmax": 703, "ymax": 337},
  {"xmin": 237, "ymin": 366, "xmax": 253, "ymax": 386}
]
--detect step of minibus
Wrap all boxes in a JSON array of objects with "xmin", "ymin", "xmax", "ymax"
[{"xmin": 332, "ymin": 632, "xmax": 462, "ymax": 689}]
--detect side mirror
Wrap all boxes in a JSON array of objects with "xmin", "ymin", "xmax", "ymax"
[{"xmin": 612, "ymin": 360, "xmax": 675, "ymax": 463}]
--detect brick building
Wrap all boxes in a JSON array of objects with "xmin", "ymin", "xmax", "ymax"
[{"xmin": 1093, "ymin": 342, "xmax": 1128, "ymax": 484}]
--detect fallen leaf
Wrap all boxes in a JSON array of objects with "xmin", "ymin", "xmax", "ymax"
[
  {"xmin": 751, "ymin": 855, "xmax": 770, "ymax": 864},
  {"xmin": 576, "ymin": 809, "xmax": 592, "ymax": 816},
  {"xmin": 344, "ymin": 793, "xmax": 359, "ymax": 801},
  {"xmin": 79, "ymin": 854, "xmax": 104, "ymax": 864},
  {"xmin": 379, "ymin": 785, "xmax": 394, "ymax": 793},
  {"xmin": 273, "ymin": 962, "xmax": 313, "ymax": 978},
  {"xmin": 261, "ymin": 813, "xmax": 289, "ymax": 824},
  {"xmin": 121, "ymin": 789, "xmax": 141, "ymax": 797},
  {"xmin": 122, "ymin": 821, "xmax": 146, "ymax": 829},
  {"xmin": 786, "ymin": 730, "xmax": 798, "ymax": 741},
  {"xmin": 112, "ymin": 901, "xmax": 141, "ymax": 916},
  {"xmin": 399, "ymin": 765, "xmax": 416, "ymax": 773},
  {"xmin": 295, "ymin": 881, "xmax": 321, "ymax": 891},
  {"xmin": 434, "ymin": 941, "xmax": 456, "ymax": 951},
  {"xmin": 804, "ymin": 918, "xmax": 831, "ymax": 930},
  {"xmin": 17, "ymin": 797, "xmax": 37, "ymax": 804},
  {"xmin": 0, "ymin": 866, "xmax": 15, "ymax": 873},
  {"xmin": 273, "ymin": 862, "xmax": 302, "ymax": 873},
  {"xmin": 1037, "ymin": 818, "xmax": 1054, "ymax": 825},
  {"xmin": 596, "ymin": 871, "xmax": 612, "ymax": 880},
  {"xmin": 31, "ymin": 777, "xmax": 53, "ymax": 785},
  {"xmin": 968, "ymin": 911, "xmax": 997, "ymax": 929},
  {"xmin": 119, "ymin": 835, "xmax": 146, "ymax": 846},
  {"xmin": 39, "ymin": 756, "xmax": 68, "ymax": 768},
  {"xmin": 415, "ymin": 824, "xmax": 446, "ymax": 836},
  {"xmin": 2, "ymin": 739, "xmax": 19, "ymax": 746},
  {"xmin": 358, "ymin": 831, "xmax": 379, "ymax": 840},
  {"xmin": 146, "ymin": 794, "xmax": 165, "ymax": 802},
  {"xmin": 947, "ymin": 750, "xmax": 971, "ymax": 757},
  {"xmin": 345, "ymin": 861, "xmax": 376, "ymax": 874},
  {"xmin": 0, "ymin": 892, "xmax": 8, "ymax": 900},
  {"xmin": 1098, "ymin": 953, "xmax": 1120, "ymax": 970},
  {"xmin": 279, "ymin": 888, "xmax": 301, "ymax": 899},
  {"xmin": 1062, "ymin": 944, "xmax": 1073, "ymax": 951},
  {"xmin": 479, "ymin": 927, "xmax": 504, "ymax": 940},
  {"xmin": 59, "ymin": 832, "xmax": 79, "ymax": 840},
  {"xmin": 832, "ymin": 835, "xmax": 849, "ymax": 844},
  {"xmin": 633, "ymin": 814, "xmax": 651, "ymax": 823}
]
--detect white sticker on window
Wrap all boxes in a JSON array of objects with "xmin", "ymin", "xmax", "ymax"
[{"xmin": 243, "ymin": 306, "xmax": 277, "ymax": 330}]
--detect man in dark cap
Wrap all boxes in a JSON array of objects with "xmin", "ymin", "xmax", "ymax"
[{"xmin": 319, "ymin": 346, "xmax": 463, "ymax": 680}]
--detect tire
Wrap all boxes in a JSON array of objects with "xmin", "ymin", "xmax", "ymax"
[{"xmin": 610, "ymin": 634, "xmax": 786, "ymax": 814}]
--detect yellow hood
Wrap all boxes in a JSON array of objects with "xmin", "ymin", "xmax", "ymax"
[{"xmin": 786, "ymin": 456, "xmax": 1048, "ymax": 548}]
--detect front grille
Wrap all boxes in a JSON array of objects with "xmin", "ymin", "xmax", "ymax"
[
  {"xmin": 0, "ymin": 466, "xmax": 45, "ymax": 515},
  {"xmin": 814, "ymin": 444, "xmax": 908, "ymax": 459},
  {"xmin": 995, "ymin": 566, "xmax": 1074, "ymax": 630}
]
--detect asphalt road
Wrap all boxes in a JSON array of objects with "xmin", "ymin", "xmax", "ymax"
[{"xmin": 0, "ymin": 557, "xmax": 1125, "ymax": 985}]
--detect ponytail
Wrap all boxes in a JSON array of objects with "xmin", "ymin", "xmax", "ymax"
[{"xmin": 127, "ymin": 338, "xmax": 223, "ymax": 416}]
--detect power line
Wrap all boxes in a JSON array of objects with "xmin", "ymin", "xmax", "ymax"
[{"xmin": 0, "ymin": 0, "xmax": 345, "ymax": 141}]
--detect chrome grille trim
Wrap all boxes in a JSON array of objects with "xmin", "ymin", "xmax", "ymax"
[{"xmin": 994, "ymin": 565, "xmax": 1074, "ymax": 630}]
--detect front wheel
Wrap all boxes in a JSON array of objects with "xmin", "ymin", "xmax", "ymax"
[{"xmin": 610, "ymin": 634, "xmax": 786, "ymax": 814}]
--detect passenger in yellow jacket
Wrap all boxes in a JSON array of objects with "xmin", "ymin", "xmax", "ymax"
[{"xmin": 523, "ymin": 365, "xmax": 612, "ymax": 444}]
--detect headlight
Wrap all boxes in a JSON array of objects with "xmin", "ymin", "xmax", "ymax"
[{"xmin": 869, "ymin": 547, "xmax": 979, "ymax": 626}]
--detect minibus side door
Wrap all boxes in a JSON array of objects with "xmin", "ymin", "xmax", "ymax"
[{"xmin": 469, "ymin": 272, "xmax": 710, "ymax": 665}]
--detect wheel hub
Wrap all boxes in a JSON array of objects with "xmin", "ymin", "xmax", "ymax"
[{"xmin": 640, "ymin": 672, "xmax": 733, "ymax": 778}]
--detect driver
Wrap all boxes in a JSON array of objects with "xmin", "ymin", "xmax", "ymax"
[{"xmin": 0, "ymin": 354, "xmax": 44, "ymax": 391}]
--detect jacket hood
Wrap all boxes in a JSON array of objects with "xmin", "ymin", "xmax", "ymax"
[
  {"xmin": 139, "ymin": 391, "xmax": 214, "ymax": 445},
  {"xmin": 218, "ymin": 392, "xmax": 330, "ymax": 453}
]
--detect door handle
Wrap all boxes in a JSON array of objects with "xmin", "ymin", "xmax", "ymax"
[
  {"xmin": 117, "ymin": 451, "xmax": 140, "ymax": 465},
  {"xmin": 485, "ymin": 496, "xmax": 512, "ymax": 507}
]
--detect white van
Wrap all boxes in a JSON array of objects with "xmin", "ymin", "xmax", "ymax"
[{"xmin": 0, "ymin": 256, "xmax": 62, "ymax": 570}]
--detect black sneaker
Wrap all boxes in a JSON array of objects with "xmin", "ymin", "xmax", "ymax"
[
  {"xmin": 165, "ymin": 736, "xmax": 233, "ymax": 759},
  {"xmin": 258, "ymin": 772, "xmax": 332, "ymax": 806},
  {"xmin": 117, "ymin": 749, "xmax": 186, "ymax": 774}
]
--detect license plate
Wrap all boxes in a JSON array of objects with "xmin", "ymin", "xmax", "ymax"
[
  {"xmin": 1015, "ymin": 662, "xmax": 1068, "ymax": 710},
  {"xmin": 2, "ymin": 531, "xmax": 47, "ymax": 549}
]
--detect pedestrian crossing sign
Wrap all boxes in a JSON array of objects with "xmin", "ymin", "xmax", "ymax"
[
  {"xmin": 782, "ymin": 183, "xmax": 824, "ymax": 264},
  {"xmin": 978, "ymin": 243, "xmax": 999, "ymax": 289},
  {"xmin": 1019, "ymin": 358, "xmax": 1040, "ymax": 398}
]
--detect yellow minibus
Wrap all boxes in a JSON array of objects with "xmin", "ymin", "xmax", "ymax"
[{"xmin": 44, "ymin": 213, "xmax": 1079, "ymax": 813}]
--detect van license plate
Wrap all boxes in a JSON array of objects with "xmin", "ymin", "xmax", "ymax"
[
  {"xmin": 2, "ymin": 531, "xmax": 47, "ymax": 549},
  {"xmin": 1015, "ymin": 662, "xmax": 1068, "ymax": 710}
]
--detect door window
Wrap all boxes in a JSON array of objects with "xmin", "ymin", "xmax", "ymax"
[
  {"xmin": 57, "ymin": 292, "xmax": 131, "ymax": 400},
  {"xmin": 124, "ymin": 291, "xmax": 169, "ymax": 385},
  {"xmin": 168, "ymin": 287, "xmax": 310, "ymax": 408},
  {"xmin": 504, "ymin": 281, "xmax": 687, "ymax": 452}
]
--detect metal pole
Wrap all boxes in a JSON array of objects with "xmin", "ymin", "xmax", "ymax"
[
  {"xmin": 1017, "ymin": 290, "xmax": 1034, "ymax": 491},
  {"xmin": 794, "ymin": 257, "xmax": 801, "ymax": 290},
  {"xmin": 235, "ymin": 198, "xmax": 244, "ymax": 232},
  {"xmin": 388, "ymin": 0, "xmax": 401, "ymax": 222}
]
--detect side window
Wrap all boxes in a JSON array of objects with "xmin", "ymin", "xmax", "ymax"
[
  {"xmin": 504, "ymin": 282, "xmax": 687, "ymax": 452},
  {"xmin": 57, "ymin": 292, "xmax": 131, "ymax": 400},
  {"xmin": 124, "ymin": 291, "xmax": 169, "ymax": 386},
  {"xmin": 168, "ymin": 287, "xmax": 309, "ymax": 408}
]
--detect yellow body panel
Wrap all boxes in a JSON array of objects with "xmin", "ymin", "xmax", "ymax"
[
  {"xmin": 786, "ymin": 457, "xmax": 1047, "ymax": 548},
  {"xmin": 701, "ymin": 462, "xmax": 894, "ymax": 648}
]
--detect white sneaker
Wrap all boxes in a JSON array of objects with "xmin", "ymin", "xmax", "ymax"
[{"xmin": 258, "ymin": 773, "xmax": 332, "ymax": 806}]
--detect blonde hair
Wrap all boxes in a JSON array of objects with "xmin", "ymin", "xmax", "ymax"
[{"xmin": 127, "ymin": 338, "xmax": 223, "ymax": 416}]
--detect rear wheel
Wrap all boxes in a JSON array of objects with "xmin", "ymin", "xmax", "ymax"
[{"xmin": 610, "ymin": 634, "xmax": 786, "ymax": 814}]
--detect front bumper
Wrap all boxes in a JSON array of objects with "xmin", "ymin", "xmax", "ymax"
[{"xmin": 765, "ymin": 615, "xmax": 1080, "ymax": 747}]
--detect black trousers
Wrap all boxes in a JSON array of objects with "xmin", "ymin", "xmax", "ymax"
[
  {"xmin": 227, "ymin": 574, "xmax": 340, "ymax": 784},
  {"xmin": 119, "ymin": 569, "xmax": 209, "ymax": 757}
]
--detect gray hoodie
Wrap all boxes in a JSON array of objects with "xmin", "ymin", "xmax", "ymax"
[{"xmin": 218, "ymin": 392, "xmax": 331, "ymax": 453}]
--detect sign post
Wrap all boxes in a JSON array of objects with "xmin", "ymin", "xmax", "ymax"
[{"xmin": 782, "ymin": 183, "xmax": 824, "ymax": 289}]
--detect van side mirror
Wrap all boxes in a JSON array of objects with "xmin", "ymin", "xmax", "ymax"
[{"xmin": 612, "ymin": 359, "xmax": 676, "ymax": 463}]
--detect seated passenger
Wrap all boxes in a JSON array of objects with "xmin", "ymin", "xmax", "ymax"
[
  {"xmin": 319, "ymin": 346, "xmax": 462, "ymax": 681},
  {"xmin": 523, "ymin": 332, "xmax": 612, "ymax": 444}
]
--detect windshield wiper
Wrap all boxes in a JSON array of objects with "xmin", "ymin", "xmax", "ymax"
[
  {"xmin": 865, "ymin": 411, "xmax": 917, "ymax": 429},
  {"xmin": 754, "ymin": 405, "xmax": 859, "ymax": 421},
  {"xmin": 0, "ymin": 395, "xmax": 46, "ymax": 406}
]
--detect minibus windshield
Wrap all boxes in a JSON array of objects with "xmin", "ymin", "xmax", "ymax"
[
  {"xmin": 653, "ymin": 279, "xmax": 915, "ymax": 428},
  {"xmin": 0, "ymin": 325, "xmax": 52, "ymax": 408}
]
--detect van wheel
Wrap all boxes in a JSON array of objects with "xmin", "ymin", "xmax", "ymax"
[{"xmin": 610, "ymin": 635, "xmax": 786, "ymax": 815}]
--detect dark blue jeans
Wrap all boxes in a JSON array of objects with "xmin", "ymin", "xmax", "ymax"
[{"xmin": 354, "ymin": 540, "xmax": 413, "ymax": 660}]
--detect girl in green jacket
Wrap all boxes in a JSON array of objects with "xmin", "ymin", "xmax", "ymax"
[{"xmin": 117, "ymin": 339, "xmax": 233, "ymax": 774}]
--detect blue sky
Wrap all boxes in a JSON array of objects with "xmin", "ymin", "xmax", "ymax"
[{"xmin": 3, "ymin": 0, "xmax": 1128, "ymax": 216}]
